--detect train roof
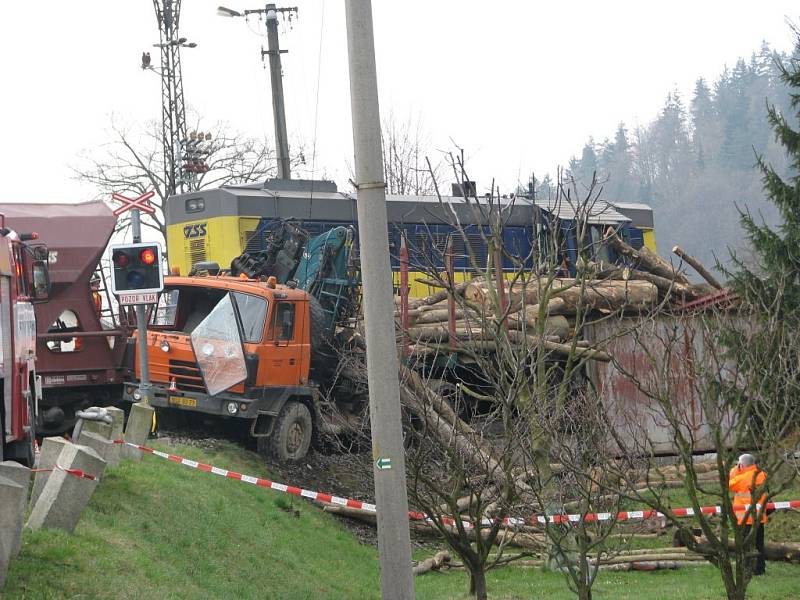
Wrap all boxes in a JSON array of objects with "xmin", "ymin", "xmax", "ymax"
[
  {"xmin": 167, "ymin": 179, "xmax": 638, "ymax": 228},
  {"xmin": 608, "ymin": 201, "xmax": 655, "ymax": 229}
]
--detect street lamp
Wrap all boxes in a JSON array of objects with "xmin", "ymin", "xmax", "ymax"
[{"xmin": 217, "ymin": 6, "xmax": 243, "ymax": 17}]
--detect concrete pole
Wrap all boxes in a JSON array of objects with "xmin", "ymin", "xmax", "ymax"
[
  {"xmin": 131, "ymin": 209, "xmax": 152, "ymax": 405},
  {"xmin": 265, "ymin": 4, "xmax": 291, "ymax": 179},
  {"xmin": 344, "ymin": 1, "xmax": 414, "ymax": 598}
]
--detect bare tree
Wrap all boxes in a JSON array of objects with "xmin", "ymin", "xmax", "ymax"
[
  {"xmin": 394, "ymin": 165, "xmax": 647, "ymax": 599},
  {"xmin": 600, "ymin": 296, "xmax": 800, "ymax": 600},
  {"xmin": 381, "ymin": 112, "xmax": 442, "ymax": 196},
  {"xmin": 72, "ymin": 115, "xmax": 303, "ymax": 249}
]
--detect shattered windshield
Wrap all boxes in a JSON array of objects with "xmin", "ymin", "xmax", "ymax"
[{"xmin": 190, "ymin": 292, "xmax": 247, "ymax": 396}]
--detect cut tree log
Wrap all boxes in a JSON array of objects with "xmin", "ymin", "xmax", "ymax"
[
  {"xmin": 413, "ymin": 551, "xmax": 451, "ymax": 575},
  {"xmin": 409, "ymin": 337, "xmax": 611, "ymax": 362},
  {"xmin": 406, "ymin": 281, "xmax": 481, "ymax": 310},
  {"xmin": 551, "ymin": 279, "xmax": 659, "ymax": 314},
  {"xmin": 622, "ymin": 267, "xmax": 707, "ymax": 300},
  {"xmin": 411, "ymin": 308, "xmax": 478, "ymax": 325},
  {"xmin": 672, "ymin": 245, "xmax": 724, "ymax": 290},
  {"xmin": 600, "ymin": 560, "xmax": 704, "ymax": 571},
  {"xmin": 604, "ymin": 228, "xmax": 690, "ymax": 285},
  {"xmin": 399, "ymin": 366, "xmax": 511, "ymax": 487},
  {"xmin": 596, "ymin": 553, "xmax": 707, "ymax": 565},
  {"xmin": 676, "ymin": 534, "xmax": 800, "ymax": 563},
  {"xmin": 406, "ymin": 316, "xmax": 570, "ymax": 343}
]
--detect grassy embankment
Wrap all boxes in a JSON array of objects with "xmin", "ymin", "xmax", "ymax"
[{"xmin": 4, "ymin": 441, "xmax": 799, "ymax": 599}]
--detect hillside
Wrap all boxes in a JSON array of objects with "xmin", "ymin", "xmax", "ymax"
[{"xmin": 4, "ymin": 440, "xmax": 799, "ymax": 600}]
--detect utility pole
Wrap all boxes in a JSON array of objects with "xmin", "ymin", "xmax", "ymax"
[
  {"xmin": 218, "ymin": 4, "xmax": 297, "ymax": 179},
  {"xmin": 344, "ymin": 2, "xmax": 414, "ymax": 598}
]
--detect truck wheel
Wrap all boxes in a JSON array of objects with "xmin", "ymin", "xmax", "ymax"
[{"xmin": 265, "ymin": 401, "xmax": 313, "ymax": 463}]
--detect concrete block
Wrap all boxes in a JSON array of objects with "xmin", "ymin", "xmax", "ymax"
[
  {"xmin": 75, "ymin": 432, "xmax": 114, "ymax": 466},
  {"xmin": 30, "ymin": 437, "xmax": 69, "ymax": 507},
  {"xmin": 106, "ymin": 407, "xmax": 125, "ymax": 466},
  {"xmin": 123, "ymin": 402, "xmax": 154, "ymax": 461},
  {"xmin": 0, "ymin": 462, "xmax": 31, "ymax": 557},
  {"xmin": 27, "ymin": 443, "xmax": 106, "ymax": 533},
  {"xmin": 82, "ymin": 419, "xmax": 113, "ymax": 440},
  {"xmin": 0, "ymin": 475, "xmax": 25, "ymax": 589}
]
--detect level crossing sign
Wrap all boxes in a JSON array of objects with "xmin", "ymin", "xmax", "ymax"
[{"xmin": 111, "ymin": 191, "xmax": 156, "ymax": 216}]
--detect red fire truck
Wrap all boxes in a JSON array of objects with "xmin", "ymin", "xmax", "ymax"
[{"xmin": 0, "ymin": 220, "xmax": 49, "ymax": 466}]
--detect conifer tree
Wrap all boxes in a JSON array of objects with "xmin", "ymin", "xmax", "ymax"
[
  {"xmin": 723, "ymin": 27, "xmax": 800, "ymax": 426},
  {"xmin": 727, "ymin": 29, "xmax": 800, "ymax": 311}
]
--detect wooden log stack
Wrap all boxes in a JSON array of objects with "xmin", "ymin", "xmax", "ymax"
[{"xmin": 386, "ymin": 230, "xmax": 722, "ymax": 364}]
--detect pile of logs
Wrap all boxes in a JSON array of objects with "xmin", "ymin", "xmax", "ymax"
[{"xmin": 390, "ymin": 230, "xmax": 723, "ymax": 363}]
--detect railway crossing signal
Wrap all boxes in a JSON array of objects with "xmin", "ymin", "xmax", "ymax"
[
  {"xmin": 110, "ymin": 190, "xmax": 159, "ymax": 407},
  {"xmin": 111, "ymin": 191, "xmax": 156, "ymax": 216},
  {"xmin": 109, "ymin": 242, "xmax": 164, "ymax": 300}
]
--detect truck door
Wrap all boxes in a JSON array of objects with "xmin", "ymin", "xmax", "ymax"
[{"xmin": 261, "ymin": 300, "xmax": 302, "ymax": 386}]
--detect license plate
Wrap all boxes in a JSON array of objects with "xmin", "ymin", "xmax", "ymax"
[{"xmin": 169, "ymin": 395, "xmax": 197, "ymax": 408}]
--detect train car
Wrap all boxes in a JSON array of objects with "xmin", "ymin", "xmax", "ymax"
[{"xmin": 164, "ymin": 179, "xmax": 655, "ymax": 296}]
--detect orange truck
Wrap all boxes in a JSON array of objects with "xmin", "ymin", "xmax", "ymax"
[
  {"xmin": 123, "ymin": 224, "xmax": 362, "ymax": 461},
  {"xmin": 0, "ymin": 222, "xmax": 50, "ymax": 466}
]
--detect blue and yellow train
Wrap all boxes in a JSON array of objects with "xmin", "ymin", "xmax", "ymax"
[{"xmin": 164, "ymin": 179, "xmax": 656, "ymax": 296}]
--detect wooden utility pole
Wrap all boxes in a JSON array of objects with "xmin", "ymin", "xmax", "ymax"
[{"xmin": 344, "ymin": 1, "xmax": 415, "ymax": 598}]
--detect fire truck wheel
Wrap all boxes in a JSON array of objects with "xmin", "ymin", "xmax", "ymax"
[{"xmin": 266, "ymin": 401, "xmax": 313, "ymax": 462}]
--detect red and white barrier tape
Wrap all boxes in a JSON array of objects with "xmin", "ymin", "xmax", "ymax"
[
  {"xmin": 31, "ymin": 464, "xmax": 98, "ymax": 481},
  {"xmin": 114, "ymin": 440, "xmax": 800, "ymax": 529},
  {"xmin": 113, "ymin": 440, "xmax": 375, "ymax": 512}
]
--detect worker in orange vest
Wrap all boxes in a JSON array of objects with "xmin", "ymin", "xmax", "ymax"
[{"xmin": 728, "ymin": 453, "xmax": 767, "ymax": 576}]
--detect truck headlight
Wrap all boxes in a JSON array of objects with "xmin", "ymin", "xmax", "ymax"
[
  {"xmin": 132, "ymin": 388, "xmax": 143, "ymax": 401},
  {"xmin": 226, "ymin": 402, "xmax": 238, "ymax": 415},
  {"xmin": 160, "ymin": 340, "xmax": 171, "ymax": 353}
]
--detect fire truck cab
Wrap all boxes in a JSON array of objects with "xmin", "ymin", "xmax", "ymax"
[{"xmin": 0, "ymin": 223, "xmax": 50, "ymax": 466}]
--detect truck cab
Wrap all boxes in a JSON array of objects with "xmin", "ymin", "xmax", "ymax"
[
  {"xmin": 0, "ymin": 225, "xmax": 50, "ymax": 466},
  {"xmin": 125, "ymin": 275, "xmax": 320, "ymax": 461}
]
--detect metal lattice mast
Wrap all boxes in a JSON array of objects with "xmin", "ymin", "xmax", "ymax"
[{"xmin": 153, "ymin": 0, "xmax": 192, "ymax": 196}]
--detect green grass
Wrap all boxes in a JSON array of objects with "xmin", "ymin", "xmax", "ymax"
[
  {"xmin": 415, "ymin": 563, "xmax": 800, "ymax": 599},
  {"xmin": 5, "ymin": 442, "xmax": 800, "ymax": 599}
]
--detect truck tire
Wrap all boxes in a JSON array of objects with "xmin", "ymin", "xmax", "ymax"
[
  {"xmin": 263, "ymin": 401, "xmax": 313, "ymax": 463},
  {"xmin": 308, "ymin": 296, "xmax": 327, "ymax": 353}
]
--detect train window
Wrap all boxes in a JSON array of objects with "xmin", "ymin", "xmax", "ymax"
[
  {"xmin": 45, "ymin": 310, "xmax": 82, "ymax": 353},
  {"xmin": 185, "ymin": 198, "xmax": 205, "ymax": 213},
  {"xmin": 232, "ymin": 292, "xmax": 268, "ymax": 343}
]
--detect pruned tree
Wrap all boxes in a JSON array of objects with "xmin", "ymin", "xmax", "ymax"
[
  {"xmin": 72, "ymin": 115, "xmax": 303, "ymax": 251},
  {"xmin": 600, "ymin": 303, "xmax": 799, "ymax": 600},
  {"xmin": 394, "ymin": 162, "xmax": 647, "ymax": 599}
]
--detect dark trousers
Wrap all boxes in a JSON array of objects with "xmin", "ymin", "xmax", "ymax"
[{"xmin": 743, "ymin": 523, "xmax": 766, "ymax": 575}]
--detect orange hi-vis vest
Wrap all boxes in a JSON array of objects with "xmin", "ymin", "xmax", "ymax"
[{"xmin": 728, "ymin": 464, "xmax": 767, "ymax": 525}]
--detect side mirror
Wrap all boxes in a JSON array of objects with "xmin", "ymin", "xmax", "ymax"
[{"xmin": 31, "ymin": 259, "xmax": 50, "ymax": 303}]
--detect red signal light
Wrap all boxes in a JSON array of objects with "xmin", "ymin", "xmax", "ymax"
[
  {"xmin": 140, "ymin": 248, "xmax": 156, "ymax": 265},
  {"xmin": 113, "ymin": 251, "xmax": 130, "ymax": 267}
]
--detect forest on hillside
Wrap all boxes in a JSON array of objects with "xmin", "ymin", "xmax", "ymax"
[{"xmin": 545, "ymin": 40, "xmax": 798, "ymax": 275}]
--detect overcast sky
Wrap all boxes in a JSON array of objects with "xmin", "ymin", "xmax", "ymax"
[{"xmin": 1, "ymin": 1, "xmax": 797, "ymax": 204}]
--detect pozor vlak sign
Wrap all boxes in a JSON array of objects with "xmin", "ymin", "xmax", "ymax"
[{"xmin": 109, "ymin": 242, "xmax": 164, "ymax": 304}]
